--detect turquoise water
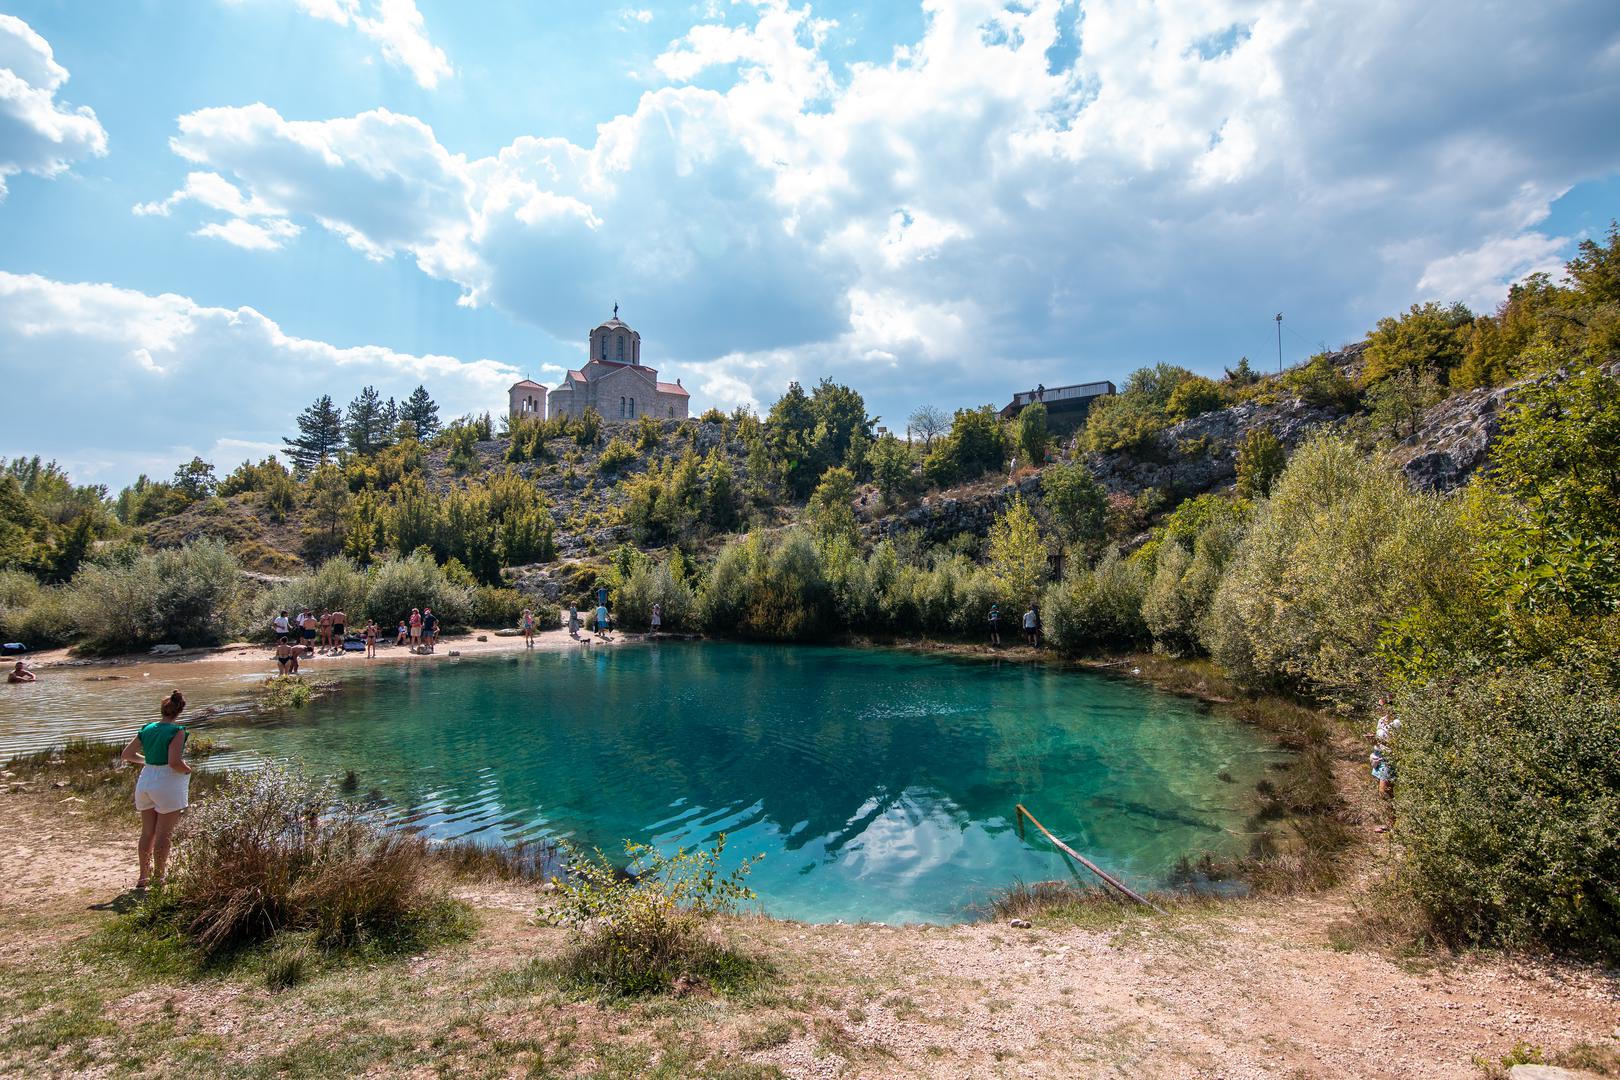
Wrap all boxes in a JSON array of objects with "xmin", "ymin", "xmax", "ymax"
[{"xmin": 187, "ymin": 643, "xmax": 1283, "ymax": 924}]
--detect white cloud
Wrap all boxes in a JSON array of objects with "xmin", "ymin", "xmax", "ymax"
[
  {"xmin": 139, "ymin": 0, "xmax": 1620, "ymax": 417},
  {"xmin": 620, "ymin": 8, "xmax": 654, "ymax": 27},
  {"xmin": 1418, "ymin": 232, "xmax": 1575, "ymax": 314},
  {"xmin": 194, "ymin": 216, "xmax": 303, "ymax": 251},
  {"xmin": 0, "ymin": 270, "xmax": 517, "ymax": 484},
  {"xmin": 0, "ymin": 14, "xmax": 108, "ymax": 200},
  {"xmin": 288, "ymin": 0, "xmax": 452, "ymax": 89}
]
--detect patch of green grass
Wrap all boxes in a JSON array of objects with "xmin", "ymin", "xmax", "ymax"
[{"xmin": 737, "ymin": 1018, "xmax": 797, "ymax": 1051}]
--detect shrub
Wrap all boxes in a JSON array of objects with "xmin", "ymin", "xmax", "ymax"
[
  {"xmin": 615, "ymin": 560, "xmax": 697, "ymax": 631},
  {"xmin": 1014, "ymin": 402, "xmax": 1049, "ymax": 465},
  {"xmin": 698, "ymin": 531, "xmax": 835, "ymax": 640},
  {"xmin": 545, "ymin": 836, "xmax": 762, "ymax": 996},
  {"xmin": 1080, "ymin": 394, "xmax": 1166, "ymax": 456},
  {"xmin": 922, "ymin": 406, "xmax": 1005, "ymax": 487},
  {"xmin": 1394, "ymin": 667, "xmax": 1620, "ymax": 959},
  {"xmin": 597, "ymin": 437, "xmax": 637, "ymax": 476},
  {"xmin": 149, "ymin": 763, "xmax": 464, "ymax": 958},
  {"xmin": 65, "ymin": 539, "xmax": 245, "ymax": 652},
  {"xmin": 1142, "ymin": 508, "xmax": 1245, "ymax": 656},
  {"xmin": 1234, "ymin": 427, "xmax": 1286, "ymax": 499},
  {"xmin": 363, "ymin": 553, "xmax": 473, "ymax": 627},
  {"xmin": 1042, "ymin": 551, "xmax": 1149, "ymax": 653},
  {"xmin": 1203, "ymin": 434, "xmax": 1470, "ymax": 700},
  {"xmin": 471, "ymin": 585, "xmax": 526, "ymax": 627},
  {"xmin": 0, "ymin": 570, "xmax": 74, "ymax": 647},
  {"xmin": 255, "ymin": 556, "xmax": 369, "ymax": 635},
  {"xmin": 1284, "ymin": 353, "xmax": 1359, "ymax": 411},
  {"xmin": 1166, "ymin": 375, "xmax": 1224, "ymax": 420}
]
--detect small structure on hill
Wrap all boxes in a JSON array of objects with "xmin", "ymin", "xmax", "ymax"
[
  {"xmin": 999, "ymin": 380, "xmax": 1115, "ymax": 421},
  {"xmin": 548, "ymin": 308, "xmax": 691, "ymax": 421},
  {"xmin": 508, "ymin": 379, "xmax": 548, "ymax": 420}
]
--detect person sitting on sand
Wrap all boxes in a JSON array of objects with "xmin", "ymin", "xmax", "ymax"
[
  {"xmin": 331, "ymin": 608, "xmax": 347, "ymax": 652},
  {"xmin": 274, "ymin": 638, "xmax": 299, "ymax": 676},
  {"xmin": 365, "ymin": 620, "xmax": 378, "ymax": 658},
  {"xmin": 119, "ymin": 689, "xmax": 191, "ymax": 889},
  {"xmin": 8, "ymin": 661, "xmax": 35, "ymax": 683},
  {"xmin": 521, "ymin": 608, "xmax": 535, "ymax": 648}
]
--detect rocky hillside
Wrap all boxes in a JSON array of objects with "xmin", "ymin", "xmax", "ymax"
[{"xmin": 861, "ymin": 343, "xmax": 1528, "ymax": 545}]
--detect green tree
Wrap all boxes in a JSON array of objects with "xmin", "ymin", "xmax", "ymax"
[
  {"xmin": 868, "ymin": 434, "xmax": 914, "ymax": 507},
  {"xmin": 1041, "ymin": 459, "xmax": 1107, "ymax": 548},
  {"xmin": 399, "ymin": 384, "xmax": 441, "ymax": 440},
  {"xmin": 1564, "ymin": 219, "xmax": 1620, "ymax": 306},
  {"xmin": 1362, "ymin": 301, "xmax": 1474, "ymax": 385},
  {"xmin": 1366, "ymin": 368, "xmax": 1444, "ymax": 440},
  {"xmin": 1166, "ymin": 375, "xmax": 1224, "ymax": 420},
  {"xmin": 923, "ymin": 406, "xmax": 1006, "ymax": 487},
  {"xmin": 1223, "ymin": 357, "xmax": 1260, "ymax": 386},
  {"xmin": 1014, "ymin": 402, "xmax": 1049, "ymax": 465},
  {"xmin": 1478, "ymin": 363, "xmax": 1620, "ymax": 621},
  {"xmin": 1234, "ymin": 427, "xmax": 1286, "ymax": 498},
  {"xmin": 284, "ymin": 394, "xmax": 345, "ymax": 475},
  {"xmin": 345, "ymin": 385, "xmax": 391, "ymax": 456},
  {"xmin": 170, "ymin": 457, "xmax": 217, "ymax": 500},
  {"xmin": 805, "ymin": 466, "xmax": 858, "ymax": 542},
  {"xmin": 986, "ymin": 496, "xmax": 1048, "ymax": 605},
  {"xmin": 302, "ymin": 463, "xmax": 350, "ymax": 558}
]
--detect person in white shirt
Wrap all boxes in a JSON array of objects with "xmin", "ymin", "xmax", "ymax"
[
  {"xmin": 272, "ymin": 611, "xmax": 291, "ymax": 642},
  {"xmin": 1367, "ymin": 698, "xmax": 1401, "ymax": 798}
]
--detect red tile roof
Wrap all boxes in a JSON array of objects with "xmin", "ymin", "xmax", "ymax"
[{"xmin": 657, "ymin": 381, "xmax": 689, "ymax": 396}]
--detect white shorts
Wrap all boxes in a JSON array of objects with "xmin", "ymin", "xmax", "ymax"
[{"xmin": 134, "ymin": 765, "xmax": 190, "ymax": 814}]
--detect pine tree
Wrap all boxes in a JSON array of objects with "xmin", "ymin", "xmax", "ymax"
[
  {"xmin": 400, "ymin": 385, "xmax": 441, "ymax": 440},
  {"xmin": 284, "ymin": 394, "xmax": 345, "ymax": 475},
  {"xmin": 380, "ymin": 396, "xmax": 400, "ymax": 443},
  {"xmin": 345, "ymin": 385, "xmax": 389, "ymax": 456}
]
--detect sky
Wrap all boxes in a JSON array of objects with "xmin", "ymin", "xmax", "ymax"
[{"xmin": 2, "ymin": 0, "xmax": 1619, "ymax": 489}]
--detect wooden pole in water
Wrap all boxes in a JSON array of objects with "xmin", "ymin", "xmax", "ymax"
[{"xmin": 1015, "ymin": 803, "xmax": 1168, "ymax": 914}]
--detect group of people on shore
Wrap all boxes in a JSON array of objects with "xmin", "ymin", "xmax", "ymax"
[
  {"xmin": 986, "ymin": 602, "xmax": 1042, "ymax": 647},
  {"xmin": 271, "ymin": 609, "xmax": 366, "ymax": 656}
]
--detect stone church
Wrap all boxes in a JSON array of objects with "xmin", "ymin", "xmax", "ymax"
[{"xmin": 508, "ymin": 310, "xmax": 690, "ymax": 422}]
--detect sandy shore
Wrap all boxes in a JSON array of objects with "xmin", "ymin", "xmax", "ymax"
[{"xmin": 18, "ymin": 624, "xmax": 665, "ymax": 676}]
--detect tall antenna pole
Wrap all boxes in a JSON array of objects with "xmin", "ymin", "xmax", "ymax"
[{"xmin": 1275, "ymin": 313, "xmax": 1284, "ymax": 373}]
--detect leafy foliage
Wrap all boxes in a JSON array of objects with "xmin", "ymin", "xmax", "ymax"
[
  {"xmin": 986, "ymin": 497, "xmax": 1047, "ymax": 605},
  {"xmin": 1395, "ymin": 666, "xmax": 1620, "ymax": 959},
  {"xmin": 1362, "ymin": 301, "xmax": 1474, "ymax": 385},
  {"xmin": 1234, "ymin": 427, "xmax": 1286, "ymax": 499},
  {"xmin": 1041, "ymin": 459, "xmax": 1107, "ymax": 548},
  {"xmin": 546, "ymin": 835, "xmax": 761, "ymax": 996}
]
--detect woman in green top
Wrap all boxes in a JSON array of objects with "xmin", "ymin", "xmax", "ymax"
[{"xmin": 119, "ymin": 690, "xmax": 191, "ymax": 889}]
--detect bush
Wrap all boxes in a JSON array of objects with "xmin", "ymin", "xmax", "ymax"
[
  {"xmin": 1042, "ymin": 551, "xmax": 1149, "ymax": 653},
  {"xmin": 597, "ymin": 437, "xmax": 637, "ymax": 476},
  {"xmin": 65, "ymin": 539, "xmax": 245, "ymax": 652},
  {"xmin": 363, "ymin": 553, "xmax": 473, "ymax": 627},
  {"xmin": 1394, "ymin": 667, "xmax": 1620, "ymax": 959},
  {"xmin": 546, "ymin": 836, "xmax": 762, "ymax": 996},
  {"xmin": 0, "ymin": 570, "xmax": 74, "ymax": 647},
  {"xmin": 1142, "ymin": 503, "xmax": 1246, "ymax": 655},
  {"xmin": 615, "ymin": 560, "xmax": 697, "ymax": 631},
  {"xmin": 148, "ymin": 763, "xmax": 464, "ymax": 958},
  {"xmin": 471, "ymin": 585, "xmax": 526, "ymax": 627},
  {"xmin": 1203, "ymin": 434, "xmax": 1470, "ymax": 700},
  {"xmin": 1080, "ymin": 394, "xmax": 1166, "ymax": 456},
  {"xmin": 255, "ymin": 556, "xmax": 369, "ymax": 636},
  {"xmin": 698, "ymin": 531, "xmax": 836, "ymax": 641}
]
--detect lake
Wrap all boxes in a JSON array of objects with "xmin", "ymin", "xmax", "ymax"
[{"xmin": 1, "ymin": 643, "xmax": 1287, "ymax": 923}]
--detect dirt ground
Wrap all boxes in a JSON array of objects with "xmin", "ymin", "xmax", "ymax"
[{"xmin": 0, "ymin": 785, "xmax": 1614, "ymax": 1079}]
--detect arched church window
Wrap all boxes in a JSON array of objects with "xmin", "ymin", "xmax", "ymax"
[
  {"xmin": 629, "ymin": 397, "xmax": 636, "ymax": 417},
  {"xmin": 668, "ymin": 407, "xmax": 674, "ymax": 418},
  {"xmin": 619, "ymin": 396, "xmax": 625, "ymax": 417}
]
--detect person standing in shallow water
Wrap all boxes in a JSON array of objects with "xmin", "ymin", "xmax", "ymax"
[{"xmin": 119, "ymin": 690, "xmax": 191, "ymax": 889}]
